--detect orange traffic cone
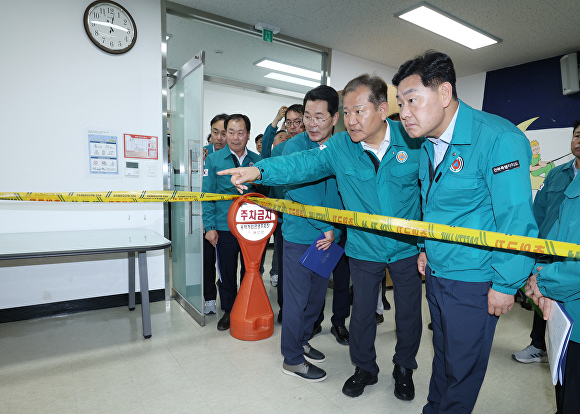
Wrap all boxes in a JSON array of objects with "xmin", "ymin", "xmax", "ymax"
[{"xmin": 227, "ymin": 193, "xmax": 277, "ymax": 341}]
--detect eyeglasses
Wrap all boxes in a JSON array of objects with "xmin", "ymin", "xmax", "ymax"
[
  {"xmin": 303, "ymin": 114, "xmax": 331, "ymax": 125},
  {"xmin": 285, "ymin": 118, "xmax": 303, "ymax": 127}
]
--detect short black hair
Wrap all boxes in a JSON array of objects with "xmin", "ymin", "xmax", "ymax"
[
  {"xmin": 392, "ymin": 50, "xmax": 458, "ymax": 100},
  {"xmin": 275, "ymin": 129, "xmax": 287, "ymax": 135},
  {"xmin": 573, "ymin": 119, "xmax": 580, "ymax": 131},
  {"xmin": 303, "ymin": 85, "xmax": 339, "ymax": 116},
  {"xmin": 254, "ymin": 134, "xmax": 263, "ymax": 143},
  {"xmin": 210, "ymin": 113, "xmax": 228, "ymax": 127},
  {"xmin": 224, "ymin": 114, "xmax": 251, "ymax": 132},
  {"xmin": 343, "ymin": 74, "xmax": 388, "ymax": 109},
  {"xmin": 285, "ymin": 104, "xmax": 304, "ymax": 120}
]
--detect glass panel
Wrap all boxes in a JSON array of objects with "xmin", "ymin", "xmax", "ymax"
[
  {"xmin": 166, "ymin": 14, "xmax": 325, "ymax": 94},
  {"xmin": 170, "ymin": 55, "xmax": 204, "ymax": 321}
]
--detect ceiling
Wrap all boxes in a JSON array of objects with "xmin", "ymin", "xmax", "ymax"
[
  {"xmin": 166, "ymin": 12, "xmax": 325, "ymax": 94},
  {"xmin": 169, "ymin": 0, "xmax": 580, "ymax": 79}
]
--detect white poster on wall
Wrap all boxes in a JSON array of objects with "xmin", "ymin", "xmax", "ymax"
[{"xmin": 86, "ymin": 127, "xmax": 119, "ymax": 176}]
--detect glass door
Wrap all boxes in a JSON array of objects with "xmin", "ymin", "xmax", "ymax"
[{"xmin": 169, "ymin": 52, "xmax": 205, "ymax": 325}]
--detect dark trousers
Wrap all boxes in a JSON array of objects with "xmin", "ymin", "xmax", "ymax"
[
  {"xmin": 203, "ymin": 236, "xmax": 217, "ymax": 301},
  {"xmin": 530, "ymin": 309, "xmax": 547, "ymax": 350},
  {"xmin": 275, "ymin": 225, "xmax": 284, "ymax": 310},
  {"xmin": 314, "ymin": 233, "xmax": 351, "ymax": 327},
  {"xmin": 281, "ymin": 240, "xmax": 329, "ymax": 365},
  {"xmin": 423, "ymin": 268, "xmax": 497, "ymax": 414},
  {"xmin": 556, "ymin": 340, "xmax": 580, "ymax": 414},
  {"xmin": 216, "ymin": 230, "xmax": 245, "ymax": 312},
  {"xmin": 349, "ymin": 254, "xmax": 422, "ymax": 376}
]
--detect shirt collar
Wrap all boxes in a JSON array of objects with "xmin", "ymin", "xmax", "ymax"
[
  {"xmin": 360, "ymin": 122, "xmax": 391, "ymax": 161},
  {"xmin": 229, "ymin": 147, "xmax": 247, "ymax": 163},
  {"xmin": 427, "ymin": 102, "xmax": 460, "ymax": 145}
]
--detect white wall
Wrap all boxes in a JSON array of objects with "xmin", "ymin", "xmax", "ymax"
[
  {"xmin": 456, "ymin": 72, "xmax": 487, "ymax": 110},
  {"xmin": 329, "ymin": 50, "xmax": 398, "ymax": 91},
  {"xmin": 202, "ymin": 82, "xmax": 302, "ymax": 154},
  {"xmin": 0, "ymin": 0, "xmax": 164, "ymax": 308}
]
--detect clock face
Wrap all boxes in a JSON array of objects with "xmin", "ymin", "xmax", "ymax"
[{"xmin": 84, "ymin": 1, "xmax": 137, "ymax": 54}]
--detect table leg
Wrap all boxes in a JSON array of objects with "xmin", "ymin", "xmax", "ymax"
[
  {"xmin": 128, "ymin": 251, "xmax": 136, "ymax": 311},
  {"xmin": 138, "ymin": 251, "xmax": 152, "ymax": 338}
]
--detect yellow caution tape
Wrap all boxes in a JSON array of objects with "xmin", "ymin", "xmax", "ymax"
[
  {"xmin": 0, "ymin": 191, "xmax": 237, "ymax": 203},
  {"xmin": 1, "ymin": 191, "xmax": 579, "ymax": 259}
]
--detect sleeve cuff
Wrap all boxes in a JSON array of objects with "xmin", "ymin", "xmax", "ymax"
[{"xmin": 491, "ymin": 284, "xmax": 517, "ymax": 295}]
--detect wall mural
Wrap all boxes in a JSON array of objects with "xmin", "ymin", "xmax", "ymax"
[{"xmin": 484, "ymin": 53, "xmax": 580, "ymax": 194}]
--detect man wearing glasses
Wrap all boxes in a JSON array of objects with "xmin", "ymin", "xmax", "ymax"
[
  {"xmin": 218, "ymin": 75, "xmax": 424, "ymax": 400},
  {"xmin": 267, "ymin": 85, "xmax": 349, "ymax": 382},
  {"xmin": 261, "ymin": 104, "xmax": 305, "ymax": 158}
]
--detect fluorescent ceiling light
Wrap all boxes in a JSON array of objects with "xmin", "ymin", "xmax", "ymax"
[
  {"xmin": 264, "ymin": 73, "xmax": 320, "ymax": 88},
  {"xmin": 256, "ymin": 59, "xmax": 321, "ymax": 80},
  {"xmin": 395, "ymin": 3, "xmax": 500, "ymax": 50}
]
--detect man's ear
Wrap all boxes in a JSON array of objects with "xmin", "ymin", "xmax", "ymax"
[
  {"xmin": 331, "ymin": 111, "xmax": 339, "ymax": 127},
  {"xmin": 378, "ymin": 101, "xmax": 389, "ymax": 120},
  {"xmin": 439, "ymin": 82, "xmax": 453, "ymax": 108}
]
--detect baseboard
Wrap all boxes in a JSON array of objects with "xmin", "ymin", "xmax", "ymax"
[{"xmin": 0, "ymin": 289, "xmax": 165, "ymax": 324}]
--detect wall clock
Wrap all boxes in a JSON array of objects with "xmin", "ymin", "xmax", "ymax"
[{"xmin": 84, "ymin": 1, "xmax": 137, "ymax": 54}]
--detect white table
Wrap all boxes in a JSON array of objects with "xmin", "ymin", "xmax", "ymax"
[{"xmin": 0, "ymin": 229, "xmax": 171, "ymax": 338}]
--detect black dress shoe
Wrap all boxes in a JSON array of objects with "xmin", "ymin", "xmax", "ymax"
[
  {"xmin": 428, "ymin": 322, "xmax": 433, "ymax": 331},
  {"xmin": 309, "ymin": 324, "xmax": 322, "ymax": 339},
  {"xmin": 330, "ymin": 325, "xmax": 349, "ymax": 345},
  {"xmin": 277, "ymin": 310, "xmax": 283, "ymax": 324},
  {"xmin": 375, "ymin": 312, "xmax": 384, "ymax": 324},
  {"xmin": 217, "ymin": 312, "xmax": 230, "ymax": 331},
  {"xmin": 342, "ymin": 366, "xmax": 378, "ymax": 397},
  {"xmin": 392, "ymin": 364, "xmax": 415, "ymax": 401}
]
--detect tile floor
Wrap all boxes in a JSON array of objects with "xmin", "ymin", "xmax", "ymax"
[{"xmin": 0, "ymin": 251, "xmax": 556, "ymax": 413}]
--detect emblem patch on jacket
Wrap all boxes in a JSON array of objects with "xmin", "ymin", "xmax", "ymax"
[
  {"xmin": 203, "ymin": 169, "xmax": 208, "ymax": 177},
  {"xmin": 396, "ymin": 151, "xmax": 408, "ymax": 163},
  {"xmin": 449, "ymin": 156, "xmax": 464, "ymax": 173}
]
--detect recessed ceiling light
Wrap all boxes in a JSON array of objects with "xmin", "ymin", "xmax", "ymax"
[
  {"xmin": 395, "ymin": 2, "xmax": 500, "ymax": 50},
  {"xmin": 255, "ymin": 59, "xmax": 321, "ymax": 81},
  {"xmin": 166, "ymin": 33, "xmax": 173, "ymax": 41},
  {"xmin": 264, "ymin": 73, "xmax": 320, "ymax": 88}
]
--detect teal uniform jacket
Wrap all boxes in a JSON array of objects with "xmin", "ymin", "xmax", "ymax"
[
  {"xmin": 419, "ymin": 101, "xmax": 537, "ymax": 294},
  {"xmin": 260, "ymin": 124, "xmax": 278, "ymax": 159},
  {"xmin": 533, "ymin": 160, "xmax": 576, "ymax": 238},
  {"xmin": 280, "ymin": 132, "xmax": 342, "ymax": 245},
  {"xmin": 255, "ymin": 119, "xmax": 422, "ymax": 263},
  {"xmin": 537, "ymin": 171, "xmax": 580, "ymax": 342},
  {"xmin": 204, "ymin": 143, "xmax": 214, "ymax": 155},
  {"xmin": 269, "ymin": 141, "xmax": 287, "ymax": 223},
  {"xmin": 202, "ymin": 146, "xmax": 262, "ymax": 232}
]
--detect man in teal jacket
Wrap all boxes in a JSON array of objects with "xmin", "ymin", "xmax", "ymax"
[
  {"xmin": 203, "ymin": 113, "xmax": 228, "ymax": 159},
  {"xmin": 526, "ymin": 120, "xmax": 580, "ymax": 413},
  {"xmin": 512, "ymin": 123, "xmax": 580, "ymax": 364},
  {"xmin": 260, "ymin": 104, "xmax": 304, "ymax": 158},
  {"xmin": 219, "ymin": 75, "xmax": 424, "ymax": 401},
  {"xmin": 279, "ymin": 85, "xmax": 346, "ymax": 382},
  {"xmin": 202, "ymin": 113, "xmax": 261, "ymax": 331},
  {"xmin": 202, "ymin": 113, "xmax": 228, "ymax": 315},
  {"xmin": 392, "ymin": 50, "xmax": 537, "ymax": 414}
]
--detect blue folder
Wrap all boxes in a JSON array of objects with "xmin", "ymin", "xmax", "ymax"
[{"xmin": 299, "ymin": 234, "xmax": 345, "ymax": 279}]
